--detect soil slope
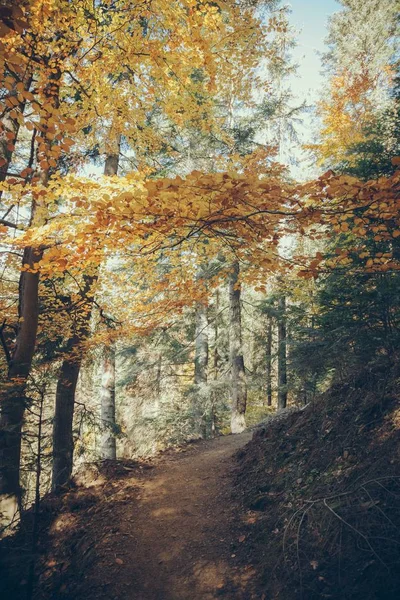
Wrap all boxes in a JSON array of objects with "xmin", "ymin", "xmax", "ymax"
[
  {"xmin": 1, "ymin": 432, "xmax": 255, "ymax": 600},
  {"xmin": 235, "ymin": 367, "xmax": 400, "ymax": 600}
]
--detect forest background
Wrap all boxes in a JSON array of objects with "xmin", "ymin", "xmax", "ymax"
[{"xmin": 0, "ymin": 0, "xmax": 399, "ymax": 533}]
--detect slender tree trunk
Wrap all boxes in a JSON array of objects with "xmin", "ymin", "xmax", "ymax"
[
  {"xmin": 213, "ymin": 289, "xmax": 220, "ymax": 379},
  {"xmin": 277, "ymin": 296, "xmax": 287, "ymax": 410},
  {"xmin": 266, "ymin": 316, "xmax": 273, "ymax": 407},
  {"xmin": 194, "ymin": 302, "xmax": 208, "ymax": 386},
  {"xmin": 26, "ymin": 389, "xmax": 44, "ymax": 600},
  {"xmin": 155, "ymin": 353, "xmax": 162, "ymax": 398},
  {"xmin": 229, "ymin": 261, "xmax": 247, "ymax": 433},
  {"xmin": 97, "ymin": 140, "xmax": 121, "ymax": 460},
  {"xmin": 52, "ymin": 136, "xmax": 121, "ymax": 489},
  {"xmin": 193, "ymin": 301, "xmax": 208, "ymax": 437},
  {"xmin": 100, "ymin": 344, "xmax": 116, "ymax": 460}
]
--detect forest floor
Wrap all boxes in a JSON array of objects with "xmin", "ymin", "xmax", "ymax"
[
  {"xmin": 2, "ymin": 366, "xmax": 399, "ymax": 600},
  {"xmin": 1, "ymin": 431, "xmax": 259, "ymax": 600}
]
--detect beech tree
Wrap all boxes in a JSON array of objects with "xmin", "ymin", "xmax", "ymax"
[{"xmin": 0, "ymin": 0, "xmax": 273, "ymax": 502}]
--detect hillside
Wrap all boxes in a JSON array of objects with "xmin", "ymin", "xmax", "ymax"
[{"xmin": 235, "ymin": 364, "xmax": 400, "ymax": 600}]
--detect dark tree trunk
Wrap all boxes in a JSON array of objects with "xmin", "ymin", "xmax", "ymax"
[
  {"xmin": 0, "ymin": 247, "xmax": 42, "ymax": 500},
  {"xmin": 0, "ymin": 71, "xmax": 59, "ymax": 517},
  {"xmin": 277, "ymin": 296, "xmax": 287, "ymax": 410},
  {"xmin": 229, "ymin": 261, "xmax": 247, "ymax": 433},
  {"xmin": 52, "ymin": 347, "xmax": 81, "ymax": 490}
]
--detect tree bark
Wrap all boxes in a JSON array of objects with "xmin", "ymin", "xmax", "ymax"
[
  {"xmin": 0, "ymin": 78, "xmax": 34, "ymax": 497},
  {"xmin": 100, "ymin": 345, "xmax": 117, "ymax": 460},
  {"xmin": 52, "ymin": 136, "xmax": 121, "ymax": 489},
  {"xmin": 266, "ymin": 316, "xmax": 273, "ymax": 406},
  {"xmin": 194, "ymin": 301, "xmax": 209, "ymax": 437},
  {"xmin": 0, "ymin": 69, "xmax": 59, "ymax": 510},
  {"xmin": 277, "ymin": 296, "xmax": 287, "ymax": 410},
  {"xmin": 213, "ymin": 289, "xmax": 220, "ymax": 379},
  {"xmin": 229, "ymin": 261, "xmax": 247, "ymax": 433},
  {"xmin": 194, "ymin": 302, "xmax": 208, "ymax": 386},
  {"xmin": 0, "ymin": 246, "xmax": 42, "ymax": 497},
  {"xmin": 52, "ymin": 337, "xmax": 84, "ymax": 490}
]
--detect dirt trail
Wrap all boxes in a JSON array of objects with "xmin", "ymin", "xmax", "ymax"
[{"xmin": 83, "ymin": 432, "xmax": 254, "ymax": 600}]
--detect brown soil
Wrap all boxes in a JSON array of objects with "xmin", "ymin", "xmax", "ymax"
[
  {"xmin": 1, "ymin": 431, "xmax": 256, "ymax": 600},
  {"xmin": 234, "ymin": 366, "xmax": 400, "ymax": 600}
]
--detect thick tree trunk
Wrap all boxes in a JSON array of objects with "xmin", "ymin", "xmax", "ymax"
[
  {"xmin": 277, "ymin": 296, "xmax": 287, "ymax": 410},
  {"xmin": 100, "ymin": 345, "xmax": 116, "ymax": 460},
  {"xmin": 229, "ymin": 261, "xmax": 247, "ymax": 433},
  {"xmin": 51, "ymin": 278, "xmax": 96, "ymax": 491},
  {"xmin": 52, "ymin": 137, "xmax": 121, "ymax": 489},
  {"xmin": 0, "ymin": 72, "xmax": 58, "ymax": 517},
  {"xmin": 266, "ymin": 316, "xmax": 273, "ymax": 406},
  {"xmin": 0, "ymin": 246, "xmax": 42, "ymax": 499},
  {"xmin": 0, "ymin": 78, "xmax": 35, "ymax": 501},
  {"xmin": 52, "ymin": 351, "xmax": 80, "ymax": 490}
]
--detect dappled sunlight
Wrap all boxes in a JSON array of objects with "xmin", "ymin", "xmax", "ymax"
[
  {"xmin": 50, "ymin": 512, "xmax": 78, "ymax": 534},
  {"xmin": 151, "ymin": 506, "xmax": 178, "ymax": 518},
  {"xmin": 0, "ymin": 495, "xmax": 19, "ymax": 537}
]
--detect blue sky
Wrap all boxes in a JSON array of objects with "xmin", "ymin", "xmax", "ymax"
[
  {"xmin": 284, "ymin": 0, "xmax": 340, "ymax": 177},
  {"xmin": 288, "ymin": 0, "xmax": 339, "ymax": 98}
]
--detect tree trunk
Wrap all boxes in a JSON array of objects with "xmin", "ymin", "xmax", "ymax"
[
  {"xmin": 0, "ymin": 78, "xmax": 35, "ymax": 503},
  {"xmin": 194, "ymin": 302, "xmax": 208, "ymax": 386},
  {"xmin": 229, "ymin": 261, "xmax": 247, "ymax": 433},
  {"xmin": 0, "ymin": 247, "xmax": 42, "ymax": 499},
  {"xmin": 0, "ymin": 71, "xmax": 59, "ymax": 516},
  {"xmin": 266, "ymin": 316, "xmax": 273, "ymax": 406},
  {"xmin": 213, "ymin": 289, "xmax": 220, "ymax": 379},
  {"xmin": 277, "ymin": 296, "xmax": 287, "ymax": 410},
  {"xmin": 52, "ymin": 339, "xmax": 81, "ymax": 490},
  {"xmin": 52, "ymin": 136, "xmax": 121, "ymax": 489},
  {"xmin": 100, "ymin": 345, "xmax": 117, "ymax": 460},
  {"xmin": 194, "ymin": 301, "xmax": 209, "ymax": 437}
]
